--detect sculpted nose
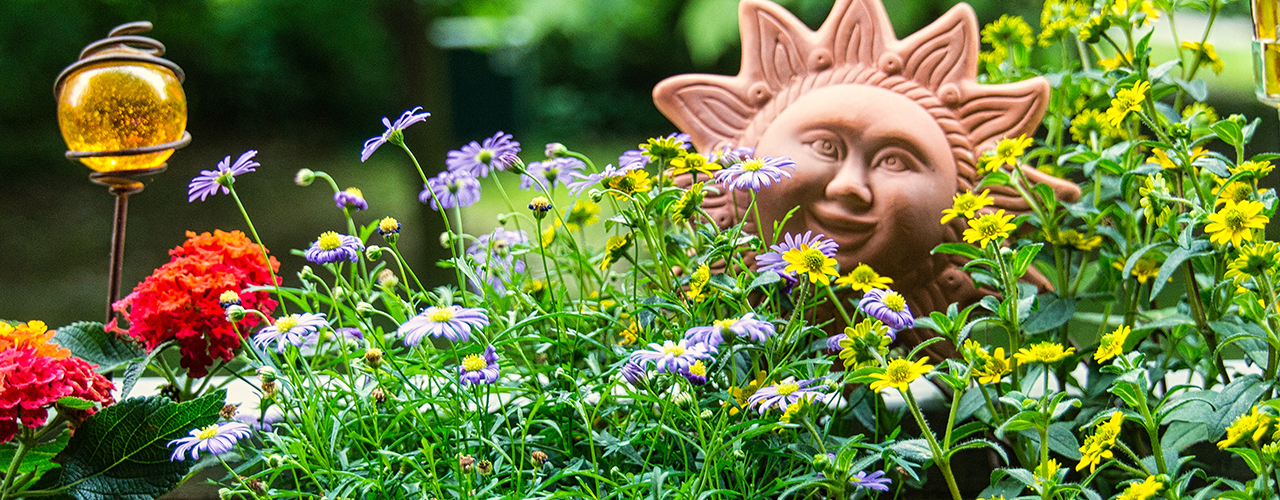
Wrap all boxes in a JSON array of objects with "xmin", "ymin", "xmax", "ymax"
[{"xmin": 825, "ymin": 162, "xmax": 873, "ymax": 210}]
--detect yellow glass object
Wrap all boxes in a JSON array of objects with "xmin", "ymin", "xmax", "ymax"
[
  {"xmin": 1255, "ymin": 40, "xmax": 1280, "ymax": 108},
  {"xmin": 56, "ymin": 59, "xmax": 186, "ymax": 172},
  {"xmin": 1255, "ymin": 0, "xmax": 1280, "ymax": 39}
]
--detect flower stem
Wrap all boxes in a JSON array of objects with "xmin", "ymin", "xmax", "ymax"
[{"xmin": 229, "ymin": 188, "xmax": 286, "ymax": 314}]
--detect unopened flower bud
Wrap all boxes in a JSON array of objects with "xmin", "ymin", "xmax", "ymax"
[
  {"xmin": 266, "ymin": 454, "xmax": 286, "ymax": 468},
  {"xmin": 530, "ymin": 450, "xmax": 548, "ymax": 467},
  {"xmin": 218, "ymin": 488, "xmax": 234, "ymax": 500},
  {"xmin": 440, "ymin": 232, "xmax": 456, "ymax": 249},
  {"xmin": 356, "ymin": 301, "xmax": 376, "ymax": 317},
  {"xmin": 812, "ymin": 453, "xmax": 831, "ymax": 468},
  {"xmin": 294, "ymin": 168, "xmax": 315, "ymax": 186},
  {"xmin": 225, "ymin": 305, "xmax": 246, "ymax": 323},
  {"xmin": 371, "ymin": 387, "xmax": 387, "ymax": 404},
  {"xmin": 331, "ymin": 287, "xmax": 348, "ymax": 301},
  {"xmin": 364, "ymin": 348, "xmax": 384, "ymax": 369},
  {"xmin": 699, "ymin": 409, "xmax": 713, "ymax": 419},
  {"xmin": 378, "ymin": 216, "xmax": 401, "ymax": 241},
  {"xmin": 528, "ymin": 196, "xmax": 552, "ymax": 220},
  {"xmin": 220, "ymin": 404, "xmax": 239, "ymax": 420},
  {"xmin": 590, "ymin": 191, "xmax": 605, "ymax": 203},
  {"xmin": 1228, "ymin": 114, "xmax": 1247, "ymax": 126},
  {"xmin": 218, "ymin": 290, "xmax": 241, "ymax": 308},
  {"xmin": 476, "ymin": 459, "xmax": 493, "ymax": 475},
  {"xmin": 365, "ymin": 245, "xmax": 383, "ymax": 261},
  {"xmin": 377, "ymin": 269, "xmax": 399, "ymax": 289},
  {"xmin": 299, "ymin": 266, "xmax": 315, "ymax": 280},
  {"xmin": 545, "ymin": 142, "xmax": 568, "ymax": 158},
  {"xmin": 733, "ymin": 450, "xmax": 746, "ymax": 459},
  {"xmin": 257, "ymin": 366, "xmax": 278, "ymax": 383},
  {"xmin": 498, "ymin": 153, "xmax": 525, "ymax": 173}
]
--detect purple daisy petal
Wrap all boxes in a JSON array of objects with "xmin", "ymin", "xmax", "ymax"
[
  {"xmin": 398, "ymin": 305, "xmax": 490, "ymax": 345},
  {"xmin": 361, "ymin": 107, "xmax": 430, "ymax": 162},
  {"xmin": 421, "ymin": 170, "xmax": 482, "ymax": 210},
  {"xmin": 188, "ymin": 150, "xmax": 259, "ymax": 202}
]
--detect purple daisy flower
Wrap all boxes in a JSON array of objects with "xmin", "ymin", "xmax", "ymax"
[
  {"xmin": 714, "ymin": 155, "xmax": 796, "ymax": 191},
  {"xmin": 334, "ymin": 188, "xmax": 368, "ymax": 211},
  {"xmin": 756, "ymin": 231, "xmax": 839, "ymax": 279},
  {"xmin": 849, "ymin": 470, "xmax": 892, "ymax": 492},
  {"xmin": 305, "ymin": 231, "xmax": 364, "ymax": 265},
  {"xmin": 621, "ymin": 360, "xmax": 648, "ymax": 387},
  {"xmin": 629, "ymin": 339, "xmax": 713, "ymax": 375},
  {"xmin": 447, "ymin": 131, "xmax": 521, "ymax": 178},
  {"xmin": 467, "ymin": 229, "xmax": 529, "ymax": 293},
  {"xmin": 458, "ymin": 345, "xmax": 500, "ymax": 386},
  {"xmin": 361, "ymin": 106, "xmax": 431, "ymax": 162},
  {"xmin": 168, "ymin": 421, "xmax": 254, "ymax": 461},
  {"xmin": 188, "ymin": 150, "xmax": 259, "ymax": 202},
  {"xmin": 681, "ymin": 360, "xmax": 709, "ymax": 386},
  {"xmin": 747, "ymin": 378, "xmax": 831, "ymax": 414},
  {"xmin": 714, "ymin": 145, "xmax": 755, "ymax": 167},
  {"xmin": 545, "ymin": 142, "xmax": 567, "ymax": 157},
  {"xmin": 253, "ymin": 312, "xmax": 329, "ymax": 353},
  {"xmin": 684, "ymin": 314, "xmax": 776, "ymax": 352},
  {"xmin": 421, "ymin": 170, "xmax": 482, "ymax": 211},
  {"xmin": 825, "ymin": 332, "xmax": 847, "ymax": 352},
  {"xmin": 398, "ymin": 305, "xmax": 490, "ymax": 345},
  {"xmin": 860, "ymin": 289, "xmax": 915, "ymax": 331},
  {"xmin": 565, "ymin": 162, "xmax": 644, "ymax": 196},
  {"xmin": 520, "ymin": 157, "xmax": 585, "ymax": 191}
]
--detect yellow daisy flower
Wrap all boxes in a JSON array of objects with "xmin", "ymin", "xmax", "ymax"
[
  {"xmin": 687, "ymin": 263, "xmax": 711, "ymax": 301},
  {"xmin": 868, "ymin": 357, "xmax": 934, "ymax": 394},
  {"xmin": 1094, "ymin": 325, "xmax": 1130, "ymax": 362},
  {"xmin": 992, "ymin": 135, "xmax": 1033, "ymax": 167},
  {"xmin": 1077, "ymin": 411, "xmax": 1124, "ymax": 472},
  {"xmin": 1014, "ymin": 342, "xmax": 1076, "ymax": 365},
  {"xmin": 782, "ymin": 244, "xmax": 839, "ymax": 285},
  {"xmin": 1218, "ymin": 406, "xmax": 1277, "ymax": 450},
  {"xmin": 1117, "ymin": 476, "xmax": 1162, "ymax": 500},
  {"xmin": 834, "ymin": 263, "xmax": 893, "ymax": 292},
  {"xmin": 669, "ymin": 152, "xmax": 721, "ymax": 177},
  {"xmin": 940, "ymin": 189, "xmax": 994, "ymax": 224},
  {"xmin": 725, "ymin": 371, "xmax": 768, "ymax": 416},
  {"xmin": 1105, "ymin": 80, "xmax": 1151, "ymax": 128},
  {"xmin": 963, "ymin": 210, "xmax": 1017, "ymax": 249},
  {"xmin": 605, "ymin": 170, "xmax": 653, "ymax": 200},
  {"xmin": 1182, "ymin": 40, "xmax": 1225, "ymax": 74},
  {"xmin": 1205, "ymin": 200, "xmax": 1269, "ymax": 248},
  {"xmin": 1226, "ymin": 242, "xmax": 1280, "ymax": 284}
]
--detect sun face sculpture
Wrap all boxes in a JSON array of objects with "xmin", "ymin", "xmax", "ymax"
[{"xmin": 654, "ymin": 0, "xmax": 1079, "ymax": 353}]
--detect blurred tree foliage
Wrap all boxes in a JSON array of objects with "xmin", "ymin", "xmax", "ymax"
[{"xmin": 1, "ymin": 0, "xmax": 1077, "ymax": 180}]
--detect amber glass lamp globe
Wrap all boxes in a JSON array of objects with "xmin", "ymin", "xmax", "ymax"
[{"xmin": 55, "ymin": 23, "xmax": 187, "ymax": 173}]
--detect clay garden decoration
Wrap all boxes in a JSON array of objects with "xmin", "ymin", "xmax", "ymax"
[{"xmin": 4, "ymin": 0, "xmax": 1279, "ymax": 498}]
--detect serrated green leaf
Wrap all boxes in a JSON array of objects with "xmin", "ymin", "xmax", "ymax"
[
  {"xmin": 51, "ymin": 322, "xmax": 146, "ymax": 374},
  {"xmin": 42, "ymin": 389, "xmax": 227, "ymax": 500}
]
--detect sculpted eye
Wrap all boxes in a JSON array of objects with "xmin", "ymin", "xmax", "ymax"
[
  {"xmin": 806, "ymin": 137, "xmax": 843, "ymax": 161},
  {"xmin": 873, "ymin": 148, "xmax": 918, "ymax": 172}
]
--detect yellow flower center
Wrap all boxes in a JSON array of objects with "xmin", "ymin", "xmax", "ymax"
[
  {"xmin": 275, "ymin": 315, "xmax": 299, "ymax": 332},
  {"xmin": 801, "ymin": 249, "xmax": 827, "ymax": 271},
  {"xmin": 461, "ymin": 353, "xmax": 487, "ymax": 371},
  {"xmin": 883, "ymin": 292, "xmax": 907, "ymax": 312},
  {"xmin": 1224, "ymin": 208, "xmax": 1247, "ymax": 229},
  {"xmin": 775, "ymin": 382, "xmax": 799, "ymax": 396},
  {"xmin": 849, "ymin": 266, "xmax": 875, "ymax": 284},
  {"xmin": 379, "ymin": 217, "xmax": 400, "ymax": 233},
  {"xmin": 714, "ymin": 318, "xmax": 736, "ymax": 332},
  {"xmin": 196, "ymin": 425, "xmax": 220, "ymax": 440},
  {"xmin": 318, "ymin": 231, "xmax": 343, "ymax": 250},
  {"xmin": 429, "ymin": 308, "xmax": 454, "ymax": 322},
  {"xmin": 689, "ymin": 361, "xmax": 707, "ymax": 377},
  {"xmin": 344, "ymin": 187, "xmax": 363, "ymax": 198},
  {"xmin": 884, "ymin": 359, "xmax": 915, "ymax": 385},
  {"xmin": 661, "ymin": 342, "xmax": 687, "ymax": 356},
  {"xmin": 219, "ymin": 290, "xmax": 240, "ymax": 304},
  {"xmin": 741, "ymin": 159, "xmax": 764, "ymax": 172},
  {"xmin": 973, "ymin": 217, "xmax": 1006, "ymax": 238},
  {"xmin": 477, "ymin": 149, "xmax": 494, "ymax": 164}
]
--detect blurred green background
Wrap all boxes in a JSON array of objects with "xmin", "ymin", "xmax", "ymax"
[{"xmin": 0, "ymin": 0, "xmax": 1273, "ymax": 327}]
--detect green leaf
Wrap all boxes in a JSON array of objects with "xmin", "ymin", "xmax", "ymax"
[
  {"xmin": 1162, "ymin": 421, "xmax": 1207, "ymax": 453},
  {"xmin": 1110, "ymin": 380, "xmax": 1148, "ymax": 410},
  {"xmin": 1150, "ymin": 243, "xmax": 1211, "ymax": 298},
  {"xmin": 55, "ymin": 397, "xmax": 96, "ymax": 411},
  {"xmin": 1022, "ymin": 294, "xmax": 1077, "ymax": 335},
  {"xmin": 1009, "ymin": 243, "xmax": 1043, "ymax": 278},
  {"xmin": 1211, "ymin": 119, "xmax": 1244, "ymax": 148},
  {"xmin": 51, "ymin": 322, "xmax": 146, "ymax": 374},
  {"xmin": 1048, "ymin": 422, "xmax": 1083, "ymax": 460},
  {"xmin": 747, "ymin": 271, "xmax": 781, "ymax": 291},
  {"xmin": 40, "ymin": 389, "xmax": 227, "ymax": 500},
  {"xmin": 932, "ymin": 242, "xmax": 985, "ymax": 260},
  {"xmin": 0, "ymin": 429, "xmax": 70, "ymax": 487},
  {"xmin": 890, "ymin": 439, "xmax": 933, "ymax": 462}
]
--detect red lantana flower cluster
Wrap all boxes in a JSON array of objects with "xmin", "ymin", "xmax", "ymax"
[
  {"xmin": 0, "ymin": 321, "xmax": 114, "ymax": 444},
  {"xmin": 114, "ymin": 230, "xmax": 281, "ymax": 378}
]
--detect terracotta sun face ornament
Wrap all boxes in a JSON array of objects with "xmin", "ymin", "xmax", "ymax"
[{"xmin": 654, "ymin": 0, "xmax": 1080, "ymax": 354}]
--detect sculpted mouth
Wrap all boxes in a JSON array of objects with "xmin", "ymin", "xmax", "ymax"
[{"xmin": 805, "ymin": 204, "xmax": 877, "ymax": 249}]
